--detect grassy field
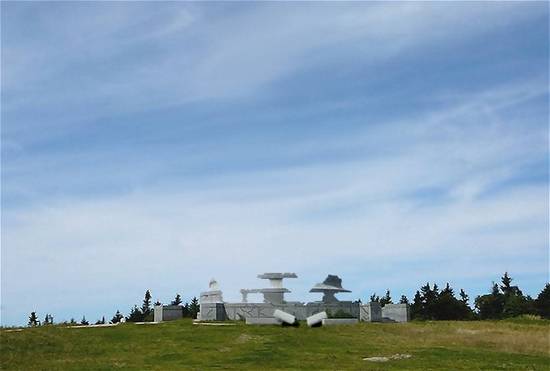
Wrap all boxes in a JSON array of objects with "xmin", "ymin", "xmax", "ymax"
[{"xmin": 1, "ymin": 318, "xmax": 549, "ymax": 370}]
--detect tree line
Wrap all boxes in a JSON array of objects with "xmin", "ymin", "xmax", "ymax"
[
  {"xmin": 27, "ymin": 290, "xmax": 200, "ymax": 327},
  {"xmin": 26, "ymin": 273, "xmax": 550, "ymax": 326},
  {"xmin": 369, "ymin": 272, "xmax": 549, "ymax": 320}
]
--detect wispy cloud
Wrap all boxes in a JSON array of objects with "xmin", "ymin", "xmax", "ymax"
[
  {"xmin": 1, "ymin": 2, "xmax": 548, "ymax": 325},
  {"xmin": 2, "ymin": 2, "xmax": 545, "ymax": 135}
]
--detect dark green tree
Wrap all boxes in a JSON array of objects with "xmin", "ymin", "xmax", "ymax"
[
  {"xmin": 172, "ymin": 294, "xmax": 182, "ymax": 306},
  {"xmin": 380, "ymin": 290, "xmax": 393, "ymax": 307},
  {"xmin": 535, "ymin": 283, "xmax": 550, "ymax": 319},
  {"xmin": 410, "ymin": 290, "xmax": 423, "ymax": 320},
  {"xmin": 28, "ymin": 312, "xmax": 39, "ymax": 327},
  {"xmin": 111, "ymin": 310, "xmax": 124, "ymax": 324},
  {"xmin": 459, "ymin": 289, "xmax": 469, "ymax": 305},
  {"xmin": 183, "ymin": 302, "xmax": 190, "ymax": 317},
  {"xmin": 500, "ymin": 272, "xmax": 513, "ymax": 295},
  {"xmin": 369, "ymin": 293, "xmax": 380, "ymax": 303},
  {"xmin": 81, "ymin": 316, "xmax": 89, "ymax": 325},
  {"xmin": 189, "ymin": 297, "xmax": 200, "ymax": 319},
  {"xmin": 399, "ymin": 295, "xmax": 409, "ymax": 304},
  {"xmin": 475, "ymin": 282, "xmax": 504, "ymax": 319},
  {"xmin": 141, "ymin": 290, "xmax": 152, "ymax": 317},
  {"xmin": 95, "ymin": 316, "xmax": 106, "ymax": 325},
  {"xmin": 127, "ymin": 305, "xmax": 143, "ymax": 322},
  {"xmin": 432, "ymin": 283, "xmax": 472, "ymax": 320},
  {"xmin": 154, "ymin": 300, "xmax": 161, "ymax": 306},
  {"xmin": 420, "ymin": 283, "xmax": 439, "ymax": 320}
]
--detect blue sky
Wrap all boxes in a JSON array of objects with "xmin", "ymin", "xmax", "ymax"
[{"xmin": 1, "ymin": 2, "xmax": 548, "ymax": 325}]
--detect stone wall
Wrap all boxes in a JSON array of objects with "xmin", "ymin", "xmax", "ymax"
[
  {"xmin": 161, "ymin": 305, "xmax": 184, "ymax": 321},
  {"xmin": 219, "ymin": 302, "xmax": 359, "ymax": 321},
  {"xmin": 381, "ymin": 303, "xmax": 410, "ymax": 322},
  {"xmin": 199, "ymin": 303, "xmax": 227, "ymax": 321},
  {"xmin": 199, "ymin": 301, "xmax": 409, "ymax": 322}
]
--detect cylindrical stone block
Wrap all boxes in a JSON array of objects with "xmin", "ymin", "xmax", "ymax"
[
  {"xmin": 306, "ymin": 311, "xmax": 327, "ymax": 327},
  {"xmin": 273, "ymin": 309, "xmax": 296, "ymax": 324}
]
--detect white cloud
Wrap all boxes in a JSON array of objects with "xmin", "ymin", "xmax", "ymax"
[{"xmin": 2, "ymin": 78, "xmax": 547, "ymax": 324}]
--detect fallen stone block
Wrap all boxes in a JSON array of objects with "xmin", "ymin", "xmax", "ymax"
[
  {"xmin": 321, "ymin": 318, "xmax": 358, "ymax": 326},
  {"xmin": 306, "ymin": 311, "xmax": 327, "ymax": 327},
  {"xmin": 273, "ymin": 309, "xmax": 296, "ymax": 325},
  {"xmin": 245, "ymin": 317, "xmax": 282, "ymax": 325}
]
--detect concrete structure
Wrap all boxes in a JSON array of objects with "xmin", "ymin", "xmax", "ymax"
[
  {"xmin": 382, "ymin": 303, "xmax": 410, "ymax": 323},
  {"xmin": 245, "ymin": 317, "xmax": 282, "ymax": 325},
  {"xmin": 200, "ymin": 278, "xmax": 224, "ymax": 304},
  {"xmin": 360, "ymin": 302, "xmax": 382, "ymax": 322},
  {"xmin": 322, "ymin": 318, "xmax": 359, "ymax": 326},
  {"xmin": 153, "ymin": 304, "xmax": 184, "ymax": 322},
  {"xmin": 240, "ymin": 273, "xmax": 297, "ymax": 304},
  {"xmin": 306, "ymin": 311, "xmax": 327, "ymax": 327},
  {"xmin": 310, "ymin": 275, "xmax": 351, "ymax": 303},
  {"xmin": 194, "ymin": 273, "xmax": 409, "ymax": 324}
]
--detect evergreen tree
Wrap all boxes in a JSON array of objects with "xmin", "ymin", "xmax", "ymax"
[
  {"xmin": 410, "ymin": 290, "xmax": 423, "ymax": 320},
  {"xmin": 475, "ymin": 282, "xmax": 504, "ymax": 319},
  {"xmin": 81, "ymin": 316, "xmax": 89, "ymax": 325},
  {"xmin": 28, "ymin": 312, "xmax": 39, "ymax": 327},
  {"xmin": 189, "ymin": 297, "xmax": 200, "ymax": 319},
  {"xmin": 459, "ymin": 289, "xmax": 469, "ymax": 305},
  {"xmin": 420, "ymin": 283, "xmax": 438, "ymax": 320},
  {"xmin": 141, "ymin": 290, "xmax": 152, "ymax": 317},
  {"xmin": 369, "ymin": 293, "xmax": 380, "ymax": 303},
  {"xmin": 154, "ymin": 300, "xmax": 161, "ymax": 306},
  {"xmin": 69, "ymin": 318, "xmax": 77, "ymax": 326},
  {"xmin": 432, "ymin": 283, "xmax": 440, "ymax": 297},
  {"xmin": 399, "ymin": 295, "xmax": 409, "ymax": 304},
  {"xmin": 182, "ymin": 302, "xmax": 190, "ymax": 317},
  {"xmin": 433, "ymin": 283, "xmax": 467, "ymax": 320},
  {"xmin": 43, "ymin": 314, "xmax": 50, "ymax": 325},
  {"xmin": 500, "ymin": 272, "xmax": 513, "ymax": 295},
  {"xmin": 441, "ymin": 283, "xmax": 453, "ymax": 296},
  {"xmin": 127, "ymin": 305, "xmax": 143, "ymax": 322},
  {"xmin": 111, "ymin": 310, "xmax": 124, "ymax": 324},
  {"xmin": 172, "ymin": 294, "xmax": 183, "ymax": 306},
  {"xmin": 535, "ymin": 283, "xmax": 550, "ymax": 319},
  {"xmin": 95, "ymin": 316, "xmax": 106, "ymax": 325},
  {"xmin": 380, "ymin": 290, "xmax": 393, "ymax": 307}
]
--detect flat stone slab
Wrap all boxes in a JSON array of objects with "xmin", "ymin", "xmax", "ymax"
[
  {"xmin": 192, "ymin": 322, "xmax": 236, "ymax": 326},
  {"xmin": 363, "ymin": 354, "xmax": 412, "ymax": 362},
  {"xmin": 66, "ymin": 323, "xmax": 119, "ymax": 329},
  {"xmin": 245, "ymin": 317, "xmax": 282, "ymax": 325},
  {"xmin": 322, "ymin": 318, "xmax": 359, "ymax": 326}
]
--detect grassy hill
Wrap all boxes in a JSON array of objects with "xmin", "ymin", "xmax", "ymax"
[{"xmin": 2, "ymin": 318, "xmax": 549, "ymax": 370}]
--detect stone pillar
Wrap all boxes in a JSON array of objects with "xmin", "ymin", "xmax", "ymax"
[
  {"xmin": 153, "ymin": 305, "xmax": 163, "ymax": 322},
  {"xmin": 360, "ymin": 302, "xmax": 382, "ymax": 322}
]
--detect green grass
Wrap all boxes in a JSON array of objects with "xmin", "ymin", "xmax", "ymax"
[{"xmin": 2, "ymin": 319, "xmax": 549, "ymax": 370}]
